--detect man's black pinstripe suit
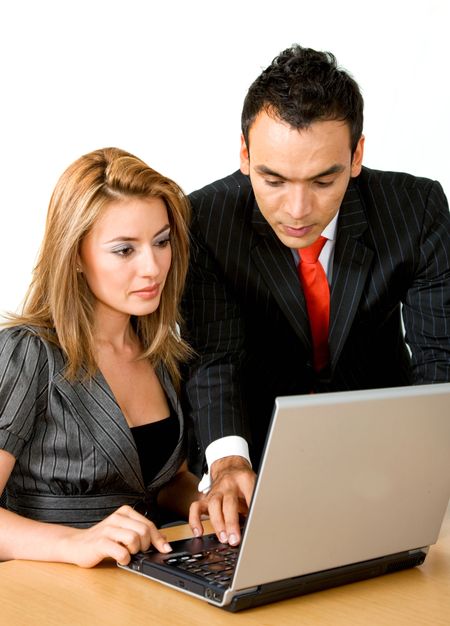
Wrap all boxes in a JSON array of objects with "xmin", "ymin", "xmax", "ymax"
[{"xmin": 182, "ymin": 167, "xmax": 450, "ymax": 467}]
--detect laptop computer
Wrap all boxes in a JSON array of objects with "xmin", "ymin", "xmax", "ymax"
[{"xmin": 119, "ymin": 383, "xmax": 450, "ymax": 611}]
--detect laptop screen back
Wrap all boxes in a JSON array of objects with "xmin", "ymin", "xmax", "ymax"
[{"xmin": 232, "ymin": 384, "xmax": 450, "ymax": 591}]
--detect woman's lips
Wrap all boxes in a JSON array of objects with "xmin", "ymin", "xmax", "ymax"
[{"xmin": 131, "ymin": 285, "xmax": 159, "ymax": 299}]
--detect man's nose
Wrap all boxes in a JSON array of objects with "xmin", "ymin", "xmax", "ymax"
[{"xmin": 285, "ymin": 185, "xmax": 312, "ymax": 219}]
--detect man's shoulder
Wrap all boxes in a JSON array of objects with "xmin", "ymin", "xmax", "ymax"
[
  {"xmin": 187, "ymin": 171, "xmax": 256, "ymax": 240},
  {"xmin": 350, "ymin": 167, "xmax": 448, "ymax": 235},
  {"xmin": 358, "ymin": 166, "xmax": 437, "ymax": 193},
  {"xmin": 189, "ymin": 170, "xmax": 253, "ymax": 205}
]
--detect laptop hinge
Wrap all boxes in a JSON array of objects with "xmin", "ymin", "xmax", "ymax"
[{"xmin": 220, "ymin": 586, "xmax": 259, "ymax": 606}]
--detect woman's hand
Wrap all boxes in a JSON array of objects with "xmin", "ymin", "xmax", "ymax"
[{"xmin": 62, "ymin": 505, "xmax": 172, "ymax": 568}]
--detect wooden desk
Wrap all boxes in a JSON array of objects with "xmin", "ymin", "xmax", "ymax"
[{"xmin": 2, "ymin": 505, "xmax": 449, "ymax": 626}]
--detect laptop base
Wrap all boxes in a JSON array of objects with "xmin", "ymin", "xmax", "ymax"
[
  {"xmin": 224, "ymin": 548, "xmax": 427, "ymax": 611},
  {"xmin": 121, "ymin": 533, "xmax": 427, "ymax": 612}
]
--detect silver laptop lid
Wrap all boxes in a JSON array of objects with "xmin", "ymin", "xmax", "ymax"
[{"xmin": 231, "ymin": 384, "xmax": 450, "ymax": 591}]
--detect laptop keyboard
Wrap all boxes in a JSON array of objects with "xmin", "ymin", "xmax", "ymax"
[{"xmin": 163, "ymin": 545, "xmax": 239, "ymax": 586}]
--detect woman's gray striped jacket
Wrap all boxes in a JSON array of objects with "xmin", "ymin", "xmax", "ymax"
[{"xmin": 0, "ymin": 326, "xmax": 185, "ymax": 527}]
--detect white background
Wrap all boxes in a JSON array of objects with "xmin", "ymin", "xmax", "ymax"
[{"xmin": 1, "ymin": 0, "xmax": 449, "ymax": 317}]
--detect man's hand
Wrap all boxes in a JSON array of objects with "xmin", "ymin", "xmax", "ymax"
[{"xmin": 188, "ymin": 456, "xmax": 256, "ymax": 546}]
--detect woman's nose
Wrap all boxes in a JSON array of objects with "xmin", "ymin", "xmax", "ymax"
[{"xmin": 138, "ymin": 247, "xmax": 159, "ymax": 277}]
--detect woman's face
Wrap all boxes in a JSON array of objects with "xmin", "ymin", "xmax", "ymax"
[{"xmin": 78, "ymin": 196, "xmax": 172, "ymax": 322}]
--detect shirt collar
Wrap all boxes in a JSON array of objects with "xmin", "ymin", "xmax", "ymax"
[{"xmin": 322, "ymin": 210, "xmax": 339, "ymax": 241}]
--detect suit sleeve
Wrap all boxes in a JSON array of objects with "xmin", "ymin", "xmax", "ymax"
[
  {"xmin": 0, "ymin": 328, "xmax": 47, "ymax": 457},
  {"xmin": 182, "ymin": 218, "xmax": 250, "ymax": 454},
  {"xmin": 402, "ymin": 181, "xmax": 450, "ymax": 382}
]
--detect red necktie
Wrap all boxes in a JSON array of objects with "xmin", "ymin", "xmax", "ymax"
[{"xmin": 297, "ymin": 236, "xmax": 330, "ymax": 372}]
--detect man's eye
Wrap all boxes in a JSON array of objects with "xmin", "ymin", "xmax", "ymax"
[
  {"xmin": 265, "ymin": 179, "xmax": 284, "ymax": 187},
  {"xmin": 315, "ymin": 180, "xmax": 334, "ymax": 187}
]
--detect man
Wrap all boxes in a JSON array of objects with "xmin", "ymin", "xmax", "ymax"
[{"xmin": 183, "ymin": 45, "xmax": 450, "ymax": 546}]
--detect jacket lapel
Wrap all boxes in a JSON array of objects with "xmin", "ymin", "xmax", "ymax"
[
  {"xmin": 250, "ymin": 181, "xmax": 374, "ymax": 367},
  {"xmin": 329, "ymin": 182, "xmax": 374, "ymax": 370},
  {"xmin": 53, "ymin": 369, "xmax": 145, "ymax": 493},
  {"xmin": 251, "ymin": 201, "xmax": 311, "ymax": 349}
]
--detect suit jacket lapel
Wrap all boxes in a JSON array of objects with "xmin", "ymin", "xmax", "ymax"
[
  {"xmin": 251, "ymin": 201, "xmax": 311, "ymax": 349},
  {"xmin": 250, "ymin": 182, "xmax": 374, "ymax": 366},
  {"xmin": 329, "ymin": 182, "xmax": 374, "ymax": 370}
]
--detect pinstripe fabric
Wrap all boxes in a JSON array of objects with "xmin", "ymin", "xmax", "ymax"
[
  {"xmin": 0, "ymin": 326, "xmax": 185, "ymax": 527},
  {"xmin": 182, "ymin": 167, "xmax": 450, "ymax": 467}
]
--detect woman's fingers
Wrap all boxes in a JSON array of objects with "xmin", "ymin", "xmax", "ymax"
[
  {"xmin": 69, "ymin": 505, "xmax": 173, "ymax": 567},
  {"xmin": 107, "ymin": 505, "xmax": 171, "ymax": 553},
  {"xmin": 100, "ymin": 537, "xmax": 134, "ymax": 566}
]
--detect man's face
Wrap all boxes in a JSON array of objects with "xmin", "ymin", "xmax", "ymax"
[{"xmin": 240, "ymin": 111, "xmax": 364, "ymax": 249}]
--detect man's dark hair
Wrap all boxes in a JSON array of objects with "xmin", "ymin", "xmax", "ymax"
[{"xmin": 241, "ymin": 45, "xmax": 364, "ymax": 155}]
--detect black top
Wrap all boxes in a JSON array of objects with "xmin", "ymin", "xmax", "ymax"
[{"xmin": 130, "ymin": 409, "xmax": 180, "ymax": 486}]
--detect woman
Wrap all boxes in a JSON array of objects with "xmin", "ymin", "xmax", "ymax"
[{"xmin": 0, "ymin": 147, "xmax": 199, "ymax": 567}]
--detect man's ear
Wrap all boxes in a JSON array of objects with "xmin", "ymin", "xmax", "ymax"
[
  {"xmin": 240, "ymin": 134, "xmax": 250, "ymax": 175},
  {"xmin": 351, "ymin": 135, "xmax": 365, "ymax": 178}
]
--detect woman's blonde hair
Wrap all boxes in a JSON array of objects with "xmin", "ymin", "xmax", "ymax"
[{"xmin": 6, "ymin": 147, "xmax": 191, "ymax": 387}]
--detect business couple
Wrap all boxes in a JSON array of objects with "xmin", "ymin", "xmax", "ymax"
[{"xmin": 1, "ymin": 45, "xmax": 449, "ymax": 566}]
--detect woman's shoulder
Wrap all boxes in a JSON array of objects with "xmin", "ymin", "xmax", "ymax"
[
  {"xmin": 1, "ymin": 323, "xmax": 48, "ymax": 343},
  {"xmin": 0, "ymin": 324, "xmax": 59, "ymax": 365}
]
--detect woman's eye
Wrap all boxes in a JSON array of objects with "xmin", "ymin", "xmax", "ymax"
[
  {"xmin": 113, "ymin": 246, "xmax": 134, "ymax": 257},
  {"xmin": 155, "ymin": 237, "xmax": 171, "ymax": 248}
]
